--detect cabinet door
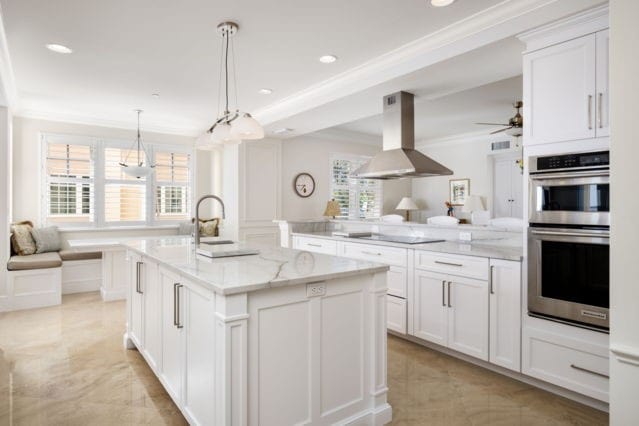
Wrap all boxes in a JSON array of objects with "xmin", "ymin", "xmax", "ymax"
[
  {"xmin": 493, "ymin": 158, "xmax": 514, "ymax": 218},
  {"xmin": 489, "ymin": 259, "xmax": 522, "ymax": 372},
  {"xmin": 510, "ymin": 163, "xmax": 523, "ymax": 218},
  {"xmin": 183, "ymin": 281, "xmax": 216, "ymax": 425},
  {"xmin": 447, "ymin": 276, "xmax": 489, "ymax": 360},
  {"xmin": 142, "ymin": 260, "xmax": 161, "ymax": 372},
  {"xmin": 387, "ymin": 295, "xmax": 407, "ymax": 334},
  {"xmin": 412, "ymin": 270, "xmax": 448, "ymax": 347},
  {"xmin": 524, "ymin": 34, "xmax": 596, "ymax": 145},
  {"xmin": 129, "ymin": 253, "xmax": 144, "ymax": 348},
  {"xmin": 160, "ymin": 267, "xmax": 184, "ymax": 402},
  {"xmin": 595, "ymin": 29, "xmax": 609, "ymax": 137},
  {"xmin": 387, "ymin": 266, "xmax": 407, "ymax": 298}
]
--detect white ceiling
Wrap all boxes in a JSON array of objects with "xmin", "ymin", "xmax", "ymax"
[
  {"xmin": 334, "ymin": 75, "xmax": 523, "ymax": 142},
  {"xmin": 0, "ymin": 0, "xmax": 506, "ymax": 135}
]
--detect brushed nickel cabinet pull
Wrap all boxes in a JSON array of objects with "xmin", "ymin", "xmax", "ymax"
[
  {"xmin": 173, "ymin": 283, "xmax": 179, "ymax": 327},
  {"xmin": 136, "ymin": 261, "xmax": 143, "ymax": 294},
  {"xmin": 490, "ymin": 265, "xmax": 495, "ymax": 295},
  {"xmin": 588, "ymin": 94, "xmax": 593, "ymax": 130},
  {"xmin": 307, "ymin": 243, "xmax": 322, "ymax": 248},
  {"xmin": 177, "ymin": 284, "xmax": 184, "ymax": 329},
  {"xmin": 598, "ymin": 92, "xmax": 603, "ymax": 128},
  {"xmin": 435, "ymin": 260, "xmax": 463, "ymax": 267},
  {"xmin": 362, "ymin": 250, "xmax": 382, "ymax": 256},
  {"xmin": 447, "ymin": 282, "xmax": 452, "ymax": 308},
  {"xmin": 442, "ymin": 280, "xmax": 446, "ymax": 307},
  {"xmin": 570, "ymin": 364, "xmax": 609, "ymax": 378}
]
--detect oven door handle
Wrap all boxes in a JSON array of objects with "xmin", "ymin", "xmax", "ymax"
[
  {"xmin": 529, "ymin": 170, "xmax": 609, "ymax": 180},
  {"xmin": 530, "ymin": 230, "xmax": 609, "ymax": 239}
]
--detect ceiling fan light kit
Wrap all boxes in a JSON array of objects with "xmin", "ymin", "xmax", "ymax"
[
  {"xmin": 200, "ymin": 22, "xmax": 265, "ymax": 149},
  {"xmin": 119, "ymin": 109, "xmax": 155, "ymax": 178}
]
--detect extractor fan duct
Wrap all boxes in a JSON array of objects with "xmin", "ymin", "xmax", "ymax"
[{"xmin": 351, "ymin": 92, "xmax": 453, "ymax": 179}]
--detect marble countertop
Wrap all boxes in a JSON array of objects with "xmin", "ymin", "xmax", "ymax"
[
  {"xmin": 124, "ymin": 237, "xmax": 389, "ymax": 295},
  {"xmin": 292, "ymin": 232, "xmax": 523, "ymax": 261}
]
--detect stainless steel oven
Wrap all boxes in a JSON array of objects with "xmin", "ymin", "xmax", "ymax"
[
  {"xmin": 529, "ymin": 151, "xmax": 609, "ymax": 227},
  {"xmin": 528, "ymin": 150, "xmax": 610, "ymax": 330},
  {"xmin": 528, "ymin": 226, "xmax": 609, "ymax": 329}
]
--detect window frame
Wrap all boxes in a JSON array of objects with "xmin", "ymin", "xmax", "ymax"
[
  {"xmin": 41, "ymin": 133, "xmax": 195, "ymax": 229},
  {"xmin": 329, "ymin": 153, "xmax": 383, "ymax": 220}
]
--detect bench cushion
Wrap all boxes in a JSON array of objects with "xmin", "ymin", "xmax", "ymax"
[
  {"xmin": 59, "ymin": 250, "xmax": 103, "ymax": 261},
  {"xmin": 7, "ymin": 252, "xmax": 63, "ymax": 271}
]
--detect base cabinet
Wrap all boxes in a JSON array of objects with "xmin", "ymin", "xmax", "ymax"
[
  {"xmin": 412, "ymin": 270, "xmax": 489, "ymax": 360},
  {"xmin": 387, "ymin": 295, "xmax": 407, "ymax": 334},
  {"xmin": 160, "ymin": 267, "xmax": 184, "ymax": 402},
  {"xmin": 489, "ymin": 259, "xmax": 522, "ymax": 372},
  {"xmin": 142, "ymin": 260, "xmax": 161, "ymax": 372},
  {"xmin": 129, "ymin": 252, "xmax": 144, "ymax": 348}
]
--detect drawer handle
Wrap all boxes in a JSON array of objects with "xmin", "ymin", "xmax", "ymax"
[
  {"xmin": 435, "ymin": 260, "xmax": 463, "ymax": 267},
  {"xmin": 307, "ymin": 243, "xmax": 322, "ymax": 248},
  {"xmin": 490, "ymin": 265, "xmax": 495, "ymax": 295},
  {"xmin": 570, "ymin": 364, "xmax": 608, "ymax": 379},
  {"xmin": 362, "ymin": 250, "xmax": 382, "ymax": 256},
  {"xmin": 136, "ymin": 261, "xmax": 143, "ymax": 294},
  {"xmin": 447, "ymin": 281, "xmax": 452, "ymax": 308},
  {"xmin": 441, "ymin": 280, "xmax": 446, "ymax": 307}
]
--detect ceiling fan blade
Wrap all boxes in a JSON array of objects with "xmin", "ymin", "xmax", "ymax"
[
  {"xmin": 489, "ymin": 126, "xmax": 512, "ymax": 135},
  {"xmin": 475, "ymin": 122, "xmax": 509, "ymax": 126}
]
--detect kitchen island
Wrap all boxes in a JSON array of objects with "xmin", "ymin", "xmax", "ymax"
[{"xmin": 123, "ymin": 237, "xmax": 392, "ymax": 426}]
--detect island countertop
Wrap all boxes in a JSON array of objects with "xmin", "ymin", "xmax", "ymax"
[{"xmin": 124, "ymin": 237, "xmax": 389, "ymax": 295}]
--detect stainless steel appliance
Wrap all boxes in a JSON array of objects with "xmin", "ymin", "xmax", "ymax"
[{"xmin": 528, "ymin": 150, "xmax": 610, "ymax": 330}]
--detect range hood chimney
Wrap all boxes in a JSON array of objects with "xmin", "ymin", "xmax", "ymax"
[{"xmin": 352, "ymin": 91, "xmax": 453, "ymax": 179}]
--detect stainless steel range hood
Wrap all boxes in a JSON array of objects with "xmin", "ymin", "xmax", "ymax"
[{"xmin": 352, "ymin": 92, "xmax": 453, "ymax": 179}]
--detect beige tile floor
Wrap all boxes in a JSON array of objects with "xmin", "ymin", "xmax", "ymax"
[{"xmin": 0, "ymin": 292, "xmax": 608, "ymax": 425}]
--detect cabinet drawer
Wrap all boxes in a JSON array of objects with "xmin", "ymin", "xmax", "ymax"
[
  {"xmin": 523, "ymin": 327, "xmax": 609, "ymax": 402},
  {"xmin": 415, "ymin": 251, "xmax": 488, "ymax": 280},
  {"xmin": 387, "ymin": 295, "xmax": 406, "ymax": 334},
  {"xmin": 387, "ymin": 266, "xmax": 407, "ymax": 298},
  {"xmin": 339, "ymin": 242, "xmax": 407, "ymax": 267},
  {"xmin": 293, "ymin": 236, "xmax": 338, "ymax": 256}
]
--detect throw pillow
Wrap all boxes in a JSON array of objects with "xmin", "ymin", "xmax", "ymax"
[
  {"xmin": 10, "ymin": 221, "xmax": 36, "ymax": 256},
  {"xmin": 198, "ymin": 218, "xmax": 219, "ymax": 237},
  {"xmin": 31, "ymin": 226, "xmax": 62, "ymax": 254}
]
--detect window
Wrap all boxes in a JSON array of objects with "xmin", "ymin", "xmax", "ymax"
[
  {"xmin": 330, "ymin": 154, "xmax": 382, "ymax": 219},
  {"xmin": 42, "ymin": 134, "xmax": 193, "ymax": 227}
]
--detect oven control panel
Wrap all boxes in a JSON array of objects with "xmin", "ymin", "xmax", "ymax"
[{"xmin": 531, "ymin": 151, "xmax": 609, "ymax": 173}]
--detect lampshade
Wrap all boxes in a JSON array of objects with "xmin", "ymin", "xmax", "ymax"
[
  {"xmin": 396, "ymin": 197, "xmax": 419, "ymax": 211},
  {"xmin": 122, "ymin": 165, "xmax": 154, "ymax": 178},
  {"xmin": 231, "ymin": 113, "xmax": 264, "ymax": 140},
  {"xmin": 462, "ymin": 195, "xmax": 485, "ymax": 213},
  {"xmin": 323, "ymin": 199, "xmax": 341, "ymax": 217},
  {"xmin": 210, "ymin": 122, "xmax": 240, "ymax": 145},
  {"xmin": 196, "ymin": 132, "xmax": 219, "ymax": 151}
]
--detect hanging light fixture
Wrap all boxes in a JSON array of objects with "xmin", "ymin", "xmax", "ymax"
[
  {"xmin": 202, "ymin": 21, "xmax": 264, "ymax": 148},
  {"xmin": 119, "ymin": 109, "xmax": 155, "ymax": 178}
]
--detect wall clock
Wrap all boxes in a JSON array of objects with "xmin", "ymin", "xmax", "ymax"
[{"xmin": 293, "ymin": 172, "xmax": 315, "ymax": 198}]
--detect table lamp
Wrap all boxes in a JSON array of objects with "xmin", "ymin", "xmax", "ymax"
[
  {"xmin": 396, "ymin": 197, "xmax": 419, "ymax": 222},
  {"xmin": 323, "ymin": 199, "xmax": 341, "ymax": 219},
  {"xmin": 462, "ymin": 195, "xmax": 486, "ymax": 224}
]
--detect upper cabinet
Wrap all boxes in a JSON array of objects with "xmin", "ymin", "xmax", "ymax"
[{"xmin": 521, "ymin": 6, "xmax": 609, "ymax": 146}]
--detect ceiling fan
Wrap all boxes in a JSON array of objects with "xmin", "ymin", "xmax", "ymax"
[{"xmin": 476, "ymin": 101, "xmax": 523, "ymax": 136}]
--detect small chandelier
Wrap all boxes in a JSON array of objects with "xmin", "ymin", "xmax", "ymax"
[
  {"xmin": 202, "ymin": 22, "xmax": 264, "ymax": 148},
  {"xmin": 119, "ymin": 109, "xmax": 155, "ymax": 178}
]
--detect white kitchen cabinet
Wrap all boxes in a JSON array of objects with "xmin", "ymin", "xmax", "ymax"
[
  {"xmin": 523, "ymin": 28, "xmax": 609, "ymax": 146},
  {"xmin": 387, "ymin": 266, "xmax": 407, "ymax": 298},
  {"xmin": 142, "ymin": 259, "xmax": 161, "ymax": 372},
  {"xmin": 182, "ymin": 279, "xmax": 216, "ymax": 425},
  {"xmin": 386, "ymin": 295, "xmax": 407, "ymax": 334},
  {"xmin": 160, "ymin": 266, "xmax": 184, "ymax": 403},
  {"xmin": 412, "ymin": 270, "xmax": 449, "ymax": 347},
  {"xmin": 129, "ymin": 252, "xmax": 144, "ymax": 348},
  {"xmin": 489, "ymin": 259, "xmax": 521, "ymax": 372},
  {"xmin": 447, "ymin": 275, "xmax": 489, "ymax": 361},
  {"xmin": 492, "ymin": 154, "xmax": 523, "ymax": 218},
  {"xmin": 292, "ymin": 236, "xmax": 338, "ymax": 255}
]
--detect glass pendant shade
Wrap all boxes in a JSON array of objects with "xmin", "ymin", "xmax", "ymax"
[
  {"xmin": 230, "ymin": 113, "xmax": 264, "ymax": 140},
  {"xmin": 122, "ymin": 165, "xmax": 154, "ymax": 178},
  {"xmin": 210, "ymin": 122, "xmax": 240, "ymax": 145}
]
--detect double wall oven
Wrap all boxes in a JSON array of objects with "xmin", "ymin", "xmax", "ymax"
[{"xmin": 528, "ymin": 151, "xmax": 609, "ymax": 330}]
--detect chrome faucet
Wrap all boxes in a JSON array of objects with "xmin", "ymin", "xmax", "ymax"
[{"xmin": 194, "ymin": 195, "xmax": 226, "ymax": 247}]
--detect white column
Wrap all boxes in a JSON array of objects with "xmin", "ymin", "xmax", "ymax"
[{"xmin": 0, "ymin": 106, "xmax": 12, "ymax": 311}]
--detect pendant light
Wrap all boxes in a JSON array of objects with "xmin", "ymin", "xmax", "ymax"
[
  {"xmin": 202, "ymin": 22, "xmax": 264, "ymax": 149},
  {"xmin": 119, "ymin": 109, "xmax": 155, "ymax": 178}
]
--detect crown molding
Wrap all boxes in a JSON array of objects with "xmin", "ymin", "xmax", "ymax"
[
  {"xmin": 253, "ymin": 0, "xmax": 594, "ymax": 127},
  {"xmin": 0, "ymin": 5, "xmax": 17, "ymax": 109},
  {"xmin": 15, "ymin": 108, "xmax": 201, "ymax": 137}
]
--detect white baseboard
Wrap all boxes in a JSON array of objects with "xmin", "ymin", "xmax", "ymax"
[
  {"xmin": 101, "ymin": 286, "xmax": 126, "ymax": 301},
  {"xmin": 62, "ymin": 279, "xmax": 101, "ymax": 295}
]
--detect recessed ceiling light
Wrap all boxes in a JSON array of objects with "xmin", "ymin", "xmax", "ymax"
[
  {"xmin": 430, "ymin": 0, "xmax": 456, "ymax": 6},
  {"xmin": 258, "ymin": 88, "xmax": 273, "ymax": 95},
  {"xmin": 319, "ymin": 55, "xmax": 337, "ymax": 64},
  {"xmin": 46, "ymin": 44, "xmax": 73, "ymax": 54},
  {"xmin": 273, "ymin": 128, "xmax": 294, "ymax": 135},
  {"xmin": 151, "ymin": 93, "xmax": 160, "ymax": 98}
]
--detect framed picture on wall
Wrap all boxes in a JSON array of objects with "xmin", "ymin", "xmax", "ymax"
[{"xmin": 449, "ymin": 178, "xmax": 470, "ymax": 206}]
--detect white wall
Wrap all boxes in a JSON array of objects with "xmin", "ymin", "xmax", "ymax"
[
  {"xmin": 411, "ymin": 132, "xmax": 519, "ymax": 221},
  {"xmin": 0, "ymin": 106, "xmax": 11, "ymax": 310},
  {"xmin": 609, "ymin": 0, "xmax": 639, "ymax": 423},
  {"xmin": 280, "ymin": 134, "xmax": 411, "ymax": 220},
  {"xmin": 11, "ymin": 116, "xmax": 211, "ymax": 227}
]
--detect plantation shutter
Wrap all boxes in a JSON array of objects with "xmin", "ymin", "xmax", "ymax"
[
  {"xmin": 104, "ymin": 147, "xmax": 147, "ymax": 223},
  {"xmin": 330, "ymin": 155, "xmax": 382, "ymax": 219},
  {"xmin": 154, "ymin": 150, "xmax": 191, "ymax": 221},
  {"xmin": 44, "ymin": 141, "xmax": 94, "ymax": 224}
]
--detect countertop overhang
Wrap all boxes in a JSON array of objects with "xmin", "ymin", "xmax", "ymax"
[{"xmin": 124, "ymin": 237, "xmax": 390, "ymax": 295}]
